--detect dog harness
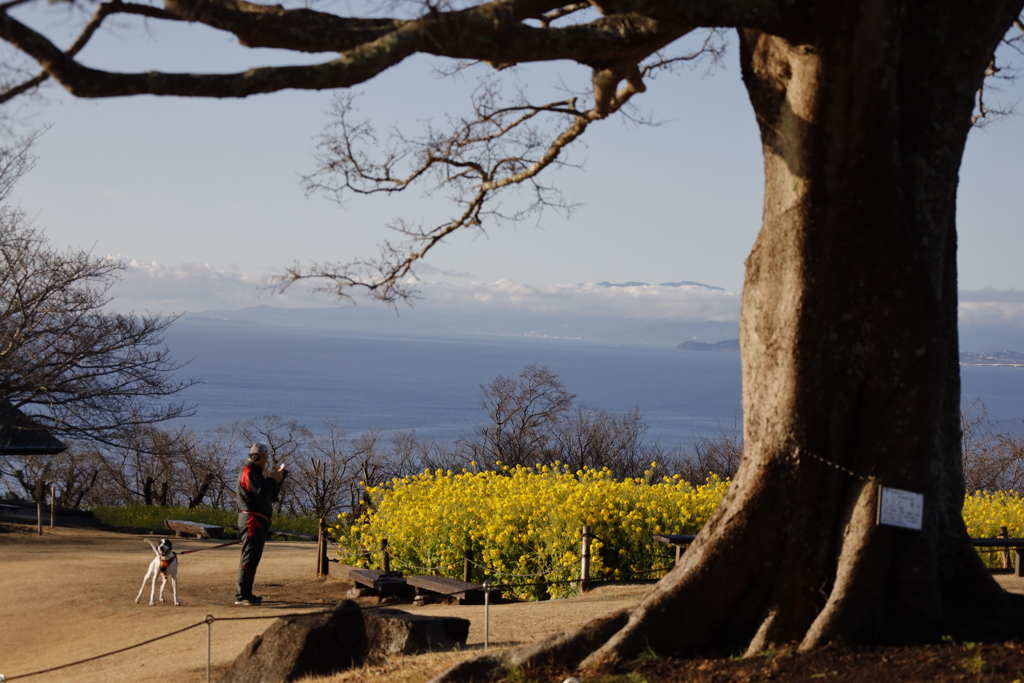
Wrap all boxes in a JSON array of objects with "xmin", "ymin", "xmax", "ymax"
[{"xmin": 159, "ymin": 555, "xmax": 175, "ymax": 573}]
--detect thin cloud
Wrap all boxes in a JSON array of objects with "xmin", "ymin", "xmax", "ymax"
[
  {"xmin": 108, "ymin": 260, "xmax": 332, "ymax": 313},
  {"xmin": 111, "ymin": 262, "xmax": 1024, "ymax": 330},
  {"xmin": 415, "ymin": 279, "xmax": 740, "ymax": 321},
  {"xmin": 959, "ymin": 289, "xmax": 1024, "ymax": 328},
  {"xmin": 106, "ymin": 260, "xmax": 742, "ymax": 322}
]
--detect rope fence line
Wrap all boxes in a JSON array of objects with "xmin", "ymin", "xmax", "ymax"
[
  {"xmin": 0, "ymin": 558, "xmax": 680, "ymax": 683},
  {"xmin": 1, "ymin": 620, "xmax": 208, "ymax": 681},
  {"xmin": 590, "ymin": 533, "xmax": 677, "ymax": 561},
  {"xmin": 464, "ymin": 554, "xmax": 582, "ymax": 578}
]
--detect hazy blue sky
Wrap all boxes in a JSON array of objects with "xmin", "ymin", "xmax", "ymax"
[{"xmin": 6, "ymin": 4, "xmax": 1024, "ymax": 319}]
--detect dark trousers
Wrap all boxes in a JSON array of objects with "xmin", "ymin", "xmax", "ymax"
[{"xmin": 236, "ymin": 512, "xmax": 269, "ymax": 599}]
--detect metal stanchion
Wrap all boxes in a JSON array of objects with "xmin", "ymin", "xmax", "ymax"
[
  {"xmin": 483, "ymin": 580, "xmax": 491, "ymax": 650},
  {"xmin": 206, "ymin": 615, "xmax": 215, "ymax": 683}
]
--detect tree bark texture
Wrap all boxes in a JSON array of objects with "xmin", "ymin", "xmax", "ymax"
[
  {"xmin": 4, "ymin": 0, "xmax": 1024, "ymax": 673},
  {"xmin": 559, "ymin": 1, "xmax": 1024, "ymax": 668}
]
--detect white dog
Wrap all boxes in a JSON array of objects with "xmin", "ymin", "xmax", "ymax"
[{"xmin": 135, "ymin": 538, "xmax": 179, "ymax": 606}]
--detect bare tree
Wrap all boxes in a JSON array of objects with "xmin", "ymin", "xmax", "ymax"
[
  {"xmin": 3, "ymin": 0, "xmax": 1024, "ymax": 671},
  {"xmin": 670, "ymin": 424, "xmax": 744, "ymax": 485},
  {"xmin": 1, "ymin": 441, "xmax": 104, "ymax": 507},
  {"xmin": 962, "ymin": 401, "xmax": 1024, "ymax": 492},
  {"xmin": 176, "ymin": 428, "xmax": 236, "ymax": 508},
  {"xmin": 552, "ymin": 405, "xmax": 655, "ymax": 479},
  {"xmin": 286, "ymin": 421, "xmax": 356, "ymax": 518},
  {"xmin": 463, "ymin": 364, "xmax": 575, "ymax": 469},
  {"xmin": 0, "ymin": 138, "xmax": 194, "ymax": 447},
  {"xmin": 235, "ymin": 415, "xmax": 312, "ymax": 515}
]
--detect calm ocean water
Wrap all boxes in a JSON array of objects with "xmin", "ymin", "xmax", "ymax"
[{"xmin": 164, "ymin": 319, "xmax": 1024, "ymax": 445}]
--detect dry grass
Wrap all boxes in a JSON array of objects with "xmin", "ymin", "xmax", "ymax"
[{"xmin": 0, "ymin": 522, "xmax": 648, "ymax": 683}]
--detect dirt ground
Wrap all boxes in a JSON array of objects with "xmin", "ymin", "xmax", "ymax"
[
  {"xmin": 4, "ymin": 522, "xmax": 1024, "ymax": 683},
  {"xmin": 0, "ymin": 523, "xmax": 650, "ymax": 682}
]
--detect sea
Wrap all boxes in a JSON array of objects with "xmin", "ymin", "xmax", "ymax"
[{"xmin": 164, "ymin": 318, "xmax": 1024, "ymax": 447}]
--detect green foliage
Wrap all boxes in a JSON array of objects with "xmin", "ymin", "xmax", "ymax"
[{"xmin": 91, "ymin": 504, "xmax": 319, "ymax": 537}]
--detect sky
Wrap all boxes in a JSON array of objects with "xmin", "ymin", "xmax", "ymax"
[{"xmin": 4, "ymin": 2, "xmax": 1024, "ymax": 327}]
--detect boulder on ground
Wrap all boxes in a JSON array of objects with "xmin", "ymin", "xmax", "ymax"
[
  {"xmin": 364, "ymin": 609, "xmax": 470, "ymax": 661},
  {"xmin": 219, "ymin": 600, "xmax": 367, "ymax": 683},
  {"xmin": 220, "ymin": 602, "xmax": 471, "ymax": 682}
]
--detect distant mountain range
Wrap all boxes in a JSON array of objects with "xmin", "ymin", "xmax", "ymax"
[
  {"xmin": 184, "ymin": 304, "xmax": 740, "ymax": 347},
  {"xmin": 180, "ymin": 277, "xmax": 1024, "ymax": 352},
  {"xmin": 597, "ymin": 280, "xmax": 726, "ymax": 291},
  {"xmin": 677, "ymin": 339, "xmax": 740, "ymax": 352}
]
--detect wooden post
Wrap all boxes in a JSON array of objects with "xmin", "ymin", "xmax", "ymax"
[
  {"xmin": 1000, "ymin": 526, "xmax": 1010, "ymax": 569},
  {"xmin": 463, "ymin": 549, "xmax": 473, "ymax": 583},
  {"xmin": 580, "ymin": 525, "xmax": 591, "ymax": 592},
  {"xmin": 381, "ymin": 538, "xmax": 390, "ymax": 573},
  {"xmin": 50, "ymin": 484, "xmax": 56, "ymax": 528},
  {"xmin": 316, "ymin": 518, "xmax": 329, "ymax": 579}
]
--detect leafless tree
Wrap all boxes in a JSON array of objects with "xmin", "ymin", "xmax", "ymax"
[
  {"xmin": 552, "ymin": 405, "xmax": 655, "ymax": 479},
  {"xmin": 3, "ymin": 0, "xmax": 1024, "ymax": 670},
  {"xmin": 962, "ymin": 401, "xmax": 1024, "ymax": 492},
  {"xmin": 176, "ymin": 428, "xmax": 236, "ymax": 508},
  {"xmin": 98, "ymin": 426, "xmax": 192, "ymax": 506},
  {"xmin": 284, "ymin": 421, "xmax": 358, "ymax": 518},
  {"xmin": 235, "ymin": 415, "xmax": 312, "ymax": 515},
  {"xmin": 464, "ymin": 364, "xmax": 575, "ymax": 469},
  {"xmin": 0, "ymin": 138, "xmax": 195, "ymax": 447},
  {"xmin": 671, "ymin": 425, "xmax": 744, "ymax": 485},
  {"xmin": 0, "ymin": 441, "xmax": 105, "ymax": 507}
]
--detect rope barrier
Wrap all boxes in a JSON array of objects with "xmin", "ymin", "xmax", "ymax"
[
  {"xmin": 590, "ymin": 533, "xmax": 676, "ymax": 561},
  {"xmin": 465, "ymin": 554, "xmax": 581, "ymax": 578},
  {"xmin": 0, "ymin": 563, "xmax": 672, "ymax": 682},
  {"xmin": 2, "ymin": 620, "xmax": 207, "ymax": 681},
  {"xmin": 391, "ymin": 559, "xmax": 447, "ymax": 572}
]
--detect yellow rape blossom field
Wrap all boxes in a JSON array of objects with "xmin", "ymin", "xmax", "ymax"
[
  {"xmin": 333, "ymin": 463, "xmax": 724, "ymax": 599},
  {"xmin": 332, "ymin": 464, "xmax": 1024, "ymax": 598}
]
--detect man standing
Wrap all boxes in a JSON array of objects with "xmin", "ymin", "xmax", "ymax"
[{"xmin": 235, "ymin": 442, "xmax": 284, "ymax": 606}]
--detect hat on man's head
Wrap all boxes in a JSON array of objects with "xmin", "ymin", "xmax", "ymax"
[{"xmin": 249, "ymin": 442, "xmax": 270, "ymax": 459}]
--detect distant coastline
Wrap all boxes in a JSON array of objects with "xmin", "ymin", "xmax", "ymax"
[
  {"xmin": 960, "ymin": 350, "xmax": 1024, "ymax": 367},
  {"xmin": 676, "ymin": 339, "xmax": 740, "ymax": 352}
]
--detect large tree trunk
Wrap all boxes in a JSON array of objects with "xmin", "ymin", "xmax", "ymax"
[
  {"xmin": 434, "ymin": 4, "xmax": 1024, "ymax": 680},
  {"xmin": 580, "ymin": 0, "xmax": 1024, "ymax": 663}
]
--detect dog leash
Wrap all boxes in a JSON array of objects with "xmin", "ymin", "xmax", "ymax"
[{"xmin": 176, "ymin": 540, "xmax": 241, "ymax": 555}]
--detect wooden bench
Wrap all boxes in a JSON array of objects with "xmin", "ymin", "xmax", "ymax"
[
  {"xmin": 348, "ymin": 568, "xmax": 384, "ymax": 589},
  {"xmin": 406, "ymin": 575, "xmax": 484, "ymax": 604},
  {"xmin": 348, "ymin": 568, "xmax": 412, "ymax": 598},
  {"xmin": 653, "ymin": 534, "xmax": 697, "ymax": 564},
  {"xmin": 164, "ymin": 519, "xmax": 224, "ymax": 539}
]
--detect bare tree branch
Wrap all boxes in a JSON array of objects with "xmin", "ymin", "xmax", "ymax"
[{"xmin": 275, "ymin": 32, "xmax": 724, "ymax": 303}]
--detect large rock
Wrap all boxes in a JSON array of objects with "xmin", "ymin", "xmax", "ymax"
[
  {"xmin": 219, "ymin": 600, "xmax": 367, "ymax": 683},
  {"xmin": 364, "ymin": 609, "xmax": 470, "ymax": 661},
  {"xmin": 220, "ymin": 603, "xmax": 471, "ymax": 682}
]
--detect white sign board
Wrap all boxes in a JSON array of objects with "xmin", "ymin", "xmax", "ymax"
[{"xmin": 877, "ymin": 486, "xmax": 924, "ymax": 530}]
